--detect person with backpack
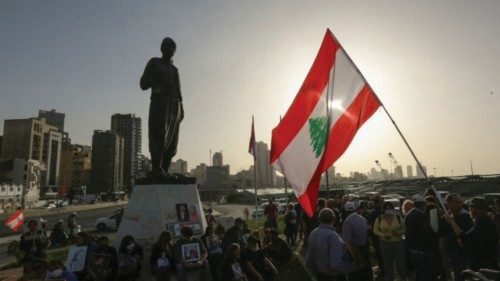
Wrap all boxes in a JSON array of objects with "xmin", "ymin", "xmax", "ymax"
[
  {"xmin": 284, "ymin": 203, "xmax": 298, "ymax": 246},
  {"xmin": 373, "ymin": 202, "xmax": 407, "ymax": 281}
]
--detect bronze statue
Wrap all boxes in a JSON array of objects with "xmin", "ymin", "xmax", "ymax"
[{"xmin": 140, "ymin": 37, "xmax": 184, "ymax": 176}]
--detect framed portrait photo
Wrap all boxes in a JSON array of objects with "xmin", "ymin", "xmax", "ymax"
[
  {"xmin": 181, "ymin": 243, "xmax": 201, "ymax": 262},
  {"xmin": 176, "ymin": 203, "xmax": 190, "ymax": 222}
]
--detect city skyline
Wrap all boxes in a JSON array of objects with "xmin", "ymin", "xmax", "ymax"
[{"xmin": 1, "ymin": 1, "xmax": 499, "ymax": 177}]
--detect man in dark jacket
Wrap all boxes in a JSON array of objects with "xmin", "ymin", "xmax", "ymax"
[
  {"xmin": 20, "ymin": 219, "xmax": 47, "ymax": 259},
  {"xmin": 405, "ymin": 195, "xmax": 438, "ymax": 281},
  {"xmin": 444, "ymin": 198, "xmax": 499, "ymax": 271},
  {"xmin": 221, "ymin": 218, "xmax": 245, "ymax": 252}
]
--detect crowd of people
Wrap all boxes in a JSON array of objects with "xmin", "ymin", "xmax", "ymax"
[
  {"xmin": 14, "ymin": 191, "xmax": 499, "ymax": 281},
  {"xmin": 292, "ymin": 190, "xmax": 500, "ymax": 281}
]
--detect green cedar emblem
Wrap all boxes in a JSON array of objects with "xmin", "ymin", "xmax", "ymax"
[{"xmin": 308, "ymin": 117, "xmax": 328, "ymax": 158}]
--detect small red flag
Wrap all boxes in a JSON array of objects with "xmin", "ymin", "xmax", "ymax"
[{"xmin": 4, "ymin": 210, "xmax": 24, "ymax": 232}]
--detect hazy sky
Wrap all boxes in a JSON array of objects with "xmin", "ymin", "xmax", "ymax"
[{"xmin": 1, "ymin": 1, "xmax": 499, "ymax": 177}]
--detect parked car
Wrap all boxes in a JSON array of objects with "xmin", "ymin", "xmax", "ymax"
[
  {"xmin": 95, "ymin": 214, "xmax": 117, "ymax": 231},
  {"xmin": 252, "ymin": 209, "xmax": 265, "ymax": 219}
]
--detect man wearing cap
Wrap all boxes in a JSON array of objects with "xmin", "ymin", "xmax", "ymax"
[
  {"xmin": 306, "ymin": 208, "xmax": 360, "ymax": 281},
  {"xmin": 439, "ymin": 193, "xmax": 473, "ymax": 281},
  {"xmin": 405, "ymin": 194, "xmax": 438, "ymax": 281},
  {"xmin": 20, "ymin": 219, "xmax": 47, "ymax": 259},
  {"xmin": 443, "ymin": 197, "xmax": 499, "ymax": 271},
  {"xmin": 221, "ymin": 218, "xmax": 245, "ymax": 252},
  {"xmin": 342, "ymin": 202, "xmax": 372, "ymax": 281}
]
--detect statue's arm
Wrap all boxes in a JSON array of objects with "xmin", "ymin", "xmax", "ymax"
[
  {"xmin": 176, "ymin": 68, "xmax": 184, "ymax": 121},
  {"xmin": 140, "ymin": 59, "xmax": 156, "ymax": 90}
]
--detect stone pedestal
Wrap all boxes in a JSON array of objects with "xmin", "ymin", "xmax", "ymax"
[{"xmin": 114, "ymin": 183, "xmax": 207, "ymax": 268}]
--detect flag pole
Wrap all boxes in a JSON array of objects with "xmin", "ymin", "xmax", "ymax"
[{"xmin": 326, "ymin": 28, "xmax": 447, "ymax": 211}]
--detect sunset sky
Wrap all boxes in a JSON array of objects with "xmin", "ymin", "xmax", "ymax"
[{"xmin": 1, "ymin": 0, "xmax": 499, "ymax": 177}]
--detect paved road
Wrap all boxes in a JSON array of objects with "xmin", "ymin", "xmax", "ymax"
[{"xmin": 0, "ymin": 203, "xmax": 127, "ymax": 240}]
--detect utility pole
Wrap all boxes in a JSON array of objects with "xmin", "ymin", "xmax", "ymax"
[{"xmin": 470, "ymin": 160, "xmax": 474, "ymax": 176}]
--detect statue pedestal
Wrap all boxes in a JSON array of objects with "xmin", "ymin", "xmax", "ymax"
[{"xmin": 115, "ymin": 183, "xmax": 207, "ymax": 271}]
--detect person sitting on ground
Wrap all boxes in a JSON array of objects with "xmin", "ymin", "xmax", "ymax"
[
  {"xmin": 45, "ymin": 259, "xmax": 78, "ymax": 281},
  {"xmin": 241, "ymin": 236, "xmax": 278, "ymax": 281},
  {"xmin": 265, "ymin": 229, "xmax": 293, "ymax": 267},
  {"xmin": 117, "ymin": 235, "xmax": 144, "ymax": 281},
  {"xmin": 250, "ymin": 229, "xmax": 262, "ymax": 248},
  {"xmin": 284, "ymin": 203, "xmax": 298, "ymax": 246},
  {"xmin": 443, "ymin": 197, "xmax": 499, "ymax": 271},
  {"xmin": 222, "ymin": 218, "xmax": 246, "ymax": 252},
  {"xmin": 96, "ymin": 235, "xmax": 119, "ymax": 281},
  {"xmin": 306, "ymin": 208, "xmax": 361, "ymax": 281},
  {"xmin": 220, "ymin": 243, "xmax": 248, "ymax": 281},
  {"xmin": 174, "ymin": 226, "xmax": 209, "ymax": 281},
  {"xmin": 150, "ymin": 231, "xmax": 175, "ymax": 281},
  {"xmin": 201, "ymin": 226, "xmax": 224, "ymax": 280},
  {"xmin": 22, "ymin": 256, "xmax": 48, "ymax": 281},
  {"xmin": 50, "ymin": 219, "xmax": 68, "ymax": 248},
  {"xmin": 19, "ymin": 219, "xmax": 48, "ymax": 259},
  {"xmin": 373, "ymin": 202, "xmax": 407, "ymax": 281}
]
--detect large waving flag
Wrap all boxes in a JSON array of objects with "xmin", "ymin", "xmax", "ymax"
[{"xmin": 270, "ymin": 29, "xmax": 380, "ymax": 217}]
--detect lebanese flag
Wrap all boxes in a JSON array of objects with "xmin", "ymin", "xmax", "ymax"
[
  {"xmin": 270, "ymin": 29, "xmax": 380, "ymax": 217},
  {"xmin": 4, "ymin": 210, "xmax": 24, "ymax": 232},
  {"xmin": 248, "ymin": 115, "xmax": 256, "ymax": 160}
]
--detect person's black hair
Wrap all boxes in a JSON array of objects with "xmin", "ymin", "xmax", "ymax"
[
  {"xmin": 181, "ymin": 226, "xmax": 194, "ymax": 237},
  {"xmin": 97, "ymin": 236, "xmax": 109, "ymax": 243},
  {"xmin": 221, "ymin": 243, "xmax": 240, "ymax": 265},
  {"xmin": 382, "ymin": 201, "xmax": 395, "ymax": 210},
  {"xmin": 118, "ymin": 235, "xmax": 135, "ymax": 254}
]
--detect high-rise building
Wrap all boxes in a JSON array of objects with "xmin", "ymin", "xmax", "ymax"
[
  {"xmin": 190, "ymin": 163, "xmax": 207, "ymax": 183},
  {"xmin": 111, "ymin": 114, "xmax": 142, "ymax": 190},
  {"xmin": 38, "ymin": 109, "xmax": 65, "ymax": 132},
  {"xmin": 206, "ymin": 165, "xmax": 230, "ymax": 189},
  {"xmin": 1, "ymin": 117, "xmax": 62, "ymax": 193},
  {"xmin": 59, "ymin": 144, "xmax": 91, "ymax": 192},
  {"xmin": 170, "ymin": 159, "xmax": 188, "ymax": 174},
  {"xmin": 394, "ymin": 165, "xmax": 403, "ymax": 179},
  {"xmin": 137, "ymin": 154, "xmax": 152, "ymax": 179},
  {"xmin": 90, "ymin": 130, "xmax": 124, "ymax": 194},
  {"xmin": 416, "ymin": 164, "xmax": 427, "ymax": 178},
  {"xmin": 255, "ymin": 141, "xmax": 274, "ymax": 187},
  {"xmin": 212, "ymin": 152, "xmax": 223, "ymax": 167},
  {"xmin": 0, "ymin": 136, "xmax": 3, "ymax": 153},
  {"xmin": 406, "ymin": 165, "xmax": 413, "ymax": 178}
]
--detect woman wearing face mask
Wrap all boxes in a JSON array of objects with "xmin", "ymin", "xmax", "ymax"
[
  {"xmin": 373, "ymin": 202, "xmax": 407, "ymax": 281},
  {"xmin": 117, "ymin": 235, "xmax": 144, "ymax": 281}
]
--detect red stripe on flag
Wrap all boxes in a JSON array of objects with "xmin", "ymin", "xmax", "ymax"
[
  {"xmin": 270, "ymin": 31, "xmax": 339, "ymax": 163},
  {"xmin": 298, "ymin": 86, "xmax": 380, "ymax": 217},
  {"xmin": 4, "ymin": 210, "xmax": 24, "ymax": 232}
]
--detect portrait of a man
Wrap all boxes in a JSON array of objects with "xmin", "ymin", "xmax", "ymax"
[{"xmin": 176, "ymin": 203, "xmax": 190, "ymax": 222}]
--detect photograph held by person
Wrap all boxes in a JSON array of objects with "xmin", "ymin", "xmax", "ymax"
[
  {"xmin": 96, "ymin": 236, "xmax": 119, "ymax": 281},
  {"xmin": 150, "ymin": 231, "xmax": 175, "ymax": 281},
  {"xmin": 174, "ymin": 226, "xmax": 209, "ymax": 281},
  {"xmin": 341, "ymin": 202, "xmax": 373, "ymax": 281},
  {"xmin": 45, "ymin": 259, "xmax": 78, "ymax": 281},
  {"xmin": 220, "ymin": 243, "xmax": 248, "ymax": 281},
  {"xmin": 404, "ymin": 195, "xmax": 439, "ymax": 281},
  {"xmin": 241, "ymin": 236, "xmax": 278, "ymax": 281},
  {"xmin": 306, "ymin": 208, "xmax": 361, "ymax": 281},
  {"xmin": 439, "ymin": 193, "xmax": 473, "ymax": 281},
  {"xmin": 73, "ymin": 232, "xmax": 99, "ymax": 280},
  {"xmin": 117, "ymin": 235, "xmax": 144, "ymax": 281},
  {"xmin": 373, "ymin": 202, "xmax": 407, "ymax": 281},
  {"xmin": 19, "ymin": 219, "xmax": 48, "ymax": 260},
  {"xmin": 443, "ymin": 197, "xmax": 499, "ymax": 272}
]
